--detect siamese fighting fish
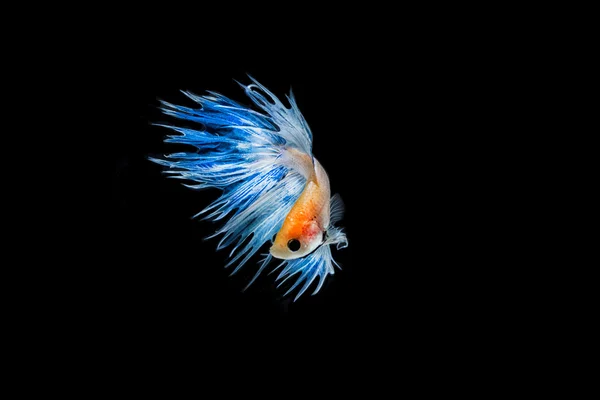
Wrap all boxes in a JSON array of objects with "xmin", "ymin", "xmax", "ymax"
[{"xmin": 150, "ymin": 77, "xmax": 348, "ymax": 300}]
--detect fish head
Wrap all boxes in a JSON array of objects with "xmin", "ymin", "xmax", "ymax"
[{"xmin": 269, "ymin": 219, "xmax": 323, "ymax": 260}]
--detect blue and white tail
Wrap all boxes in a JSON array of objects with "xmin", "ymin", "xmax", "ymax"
[{"xmin": 150, "ymin": 77, "xmax": 347, "ymax": 300}]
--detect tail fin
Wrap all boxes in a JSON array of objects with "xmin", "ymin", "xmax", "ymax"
[{"xmin": 150, "ymin": 77, "xmax": 346, "ymax": 300}]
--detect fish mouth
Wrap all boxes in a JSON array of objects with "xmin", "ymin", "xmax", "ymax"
[{"xmin": 268, "ymin": 245, "xmax": 298, "ymax": 260}]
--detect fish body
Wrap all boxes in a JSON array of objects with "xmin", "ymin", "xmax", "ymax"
[
  {"xmin": 270, "ymin": 148, "xmax": 330, "ymax": 260},
  {"xmin": 150, "ymin": 77, "xmax": 347, "ymax": 300}
]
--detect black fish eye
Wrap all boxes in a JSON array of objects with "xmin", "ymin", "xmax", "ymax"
[{"xmin": 287, "ymin": 239, "xmax": 301, "ymax": 252}]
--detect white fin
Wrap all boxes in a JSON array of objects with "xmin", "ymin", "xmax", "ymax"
[
  {"xmin": 329, "ymin": 194, "xmax": 345, "ymax": 225},
  {"xmin": 242, "ymin": 76, "xmax": 314, "ymax": 157}
]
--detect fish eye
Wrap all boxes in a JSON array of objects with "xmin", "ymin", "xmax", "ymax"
[{"xmin": 287, "ymin": 239, "xmax": 301, "ymax": 252}]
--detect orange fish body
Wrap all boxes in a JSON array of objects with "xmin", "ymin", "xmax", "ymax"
[{"xmin": 270, "ymin": 155, "xmax": 331, "ymax": 260}]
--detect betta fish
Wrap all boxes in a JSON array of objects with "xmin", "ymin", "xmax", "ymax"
[{"xmin": 150, "ymin": 77, "xmax": 348, "ymax": 301}]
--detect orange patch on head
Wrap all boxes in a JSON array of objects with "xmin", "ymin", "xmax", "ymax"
[{"xmin": 286, "ymin": 222, "xmax": 304, "ymax": 240}]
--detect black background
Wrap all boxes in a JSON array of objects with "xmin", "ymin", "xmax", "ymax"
[
  {"xmin": 111, "ymin": 34, "xmax": 509, "ymax": 343},
  {"xmin": 2, "ymin": 5, "xmax": 551, "ymax": 388}
]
